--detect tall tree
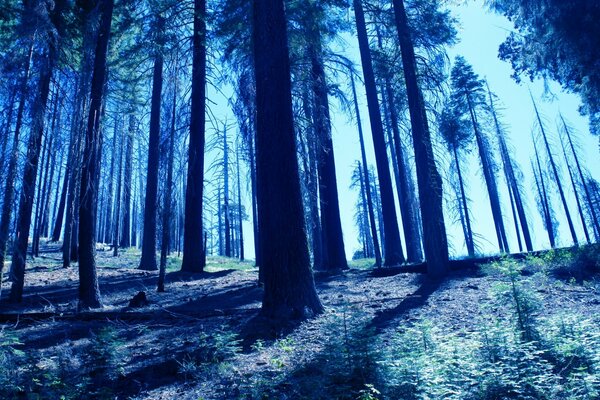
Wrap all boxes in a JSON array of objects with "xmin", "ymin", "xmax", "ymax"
[
  {"xmin": 10, "ymin": 0, "xmax": 67, "ymax": 302},
  {"xmin": 350, "ymin": 73, "xmax": 381, "ymax": 267},
  {"xmin": 560, "ymin": 115, "xmax": 600, "ymax": 240},
  {"xmin": 531, "ymin": 95, "xmax": 578, "ymax": 246},
  {"xmin": 486, "ymin": 82, "xmax": 533, "ymax": 252},
  {"xmin": 139, "ymin": 15, "xmax": 165, "ymax": 272},
  {"xmin": 450, "ymin": 56, "xmax": 509, "ymax": 254},
  {"xmin": 0, "ymin": 40, "xmax": 33, "ymax": 291},
  {"xmin": 353, "ymin": 0, "xmax": 404, "ymax": 266},
  {"xmin": 181, "ymin": 0, "xmax": 206, "ymax": 273},
  {"xmin": 391, "ymin": 0, "xmax": 449, "ymax": 276},
  {"xmin": 303, "ymin": 0, "xmax": 348, "ymax": 272},
  {"xmin": 532, "ymin": 136, "xmax": 557, "ymax": 248},
  {"xmin": 120, "ymin": 114, "xmax": 134, "ymax": 248},
  {"xmin": 253, "ymin": 0, "xmax": 322, "ymax": 319},
  {"xmin": 77, "ymin": 0, "xmax": 114, "ymax": 309},
  {"xmin": 439, "ymin": 105, "xmax": 475, "ymax": 257}
]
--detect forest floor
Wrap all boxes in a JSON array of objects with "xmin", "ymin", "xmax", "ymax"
[{"xmin": 1, "ymin": 242, "xmax": 600, "ymax": 399}]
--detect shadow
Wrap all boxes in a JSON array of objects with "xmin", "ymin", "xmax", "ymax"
[{"xmin": 368, "ymin": 277, "xmax": 440, "ymax": 332}]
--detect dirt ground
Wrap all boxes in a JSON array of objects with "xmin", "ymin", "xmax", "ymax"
[{"xmin": 1, "ymin": 242, "xmax": 599, "ymax": 399}]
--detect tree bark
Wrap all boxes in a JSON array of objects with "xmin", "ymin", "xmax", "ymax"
[
  {"xmin": 77, "ymin": 0, "xmax": 114, "ymax": 309},
  {"xmin": 181, "ymin": 0, "xmax": 207, "ymax": 273},
  {"xmin": 253, "ymin": 0, "xmax": 322, "ymax": 319},
  {"xmin": 532, "ymin": 96, "xmax": 578, "ymax": 246},
  {"xmin": 353, "ymin": 0, "xmax": 404, "ymax": 266},
  {"xmin": 120, "ymin": 115, "xmax": 134, "ymax": 248},
  {"xmin": 0, "ymin": 41, "xmax": 33, "ymax": 293},
  {"xmin": 9, "ymin": 1, "xmax": 64, "ymax": 302},
  {"xmin": 139, "ymin": 16, "xmax": 165, "ymax": 272},
  {"xmin": 350, "ymin": 74, "xmax": 382, "ymax": 267},
  {"xmin": 391, "ymin": 0, "xmax": 449, "ymax": 277}
]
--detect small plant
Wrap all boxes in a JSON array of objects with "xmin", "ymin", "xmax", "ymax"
[
  {"xmin": 85, "ymin": 325, "xmax": 126, "ymax": 395},
  {"xmin": 0, "ymin": 327, "xmax": 25, "ymax": 396},
  {"xmin": 357, "ymin": 384, "xmax": 381, "ymax": 400},
  {"xmin": 178, "ymin": 325, "xmax": 241, "ymax": 378},
  {"xmin": 487, "ymin": 257, "xmax": 541, "ymax": 341}
]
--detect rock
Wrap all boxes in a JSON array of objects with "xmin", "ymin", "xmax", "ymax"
[{"xmin": 128, "ymin": 291, "xmax": 149, "ymax": 308}]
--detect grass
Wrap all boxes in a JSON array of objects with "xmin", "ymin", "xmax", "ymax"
[{"xmin": 349, "ymin": 258, "xmax": 377, "ymax": 270}]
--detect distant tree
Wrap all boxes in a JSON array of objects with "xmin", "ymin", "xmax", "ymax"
[
  {"xmin": 350, "ymin": 73, "xmax": 382, "ymax": 267},
  {"xmin": 532, "ymin": 136, "xmax": 557, "ymax": 248},
  {"xmin": 439, "ymin": 104, "xmax": 475, "ymax": 257},
  {"xmin": 531, "ymin": 96, "xmax": 578, "ymax": 246},
  {"xmin": 485, "ymin": 82, "xmax": 533, "ymax": 252},
  {"xmin": 351, "ymin": 161, "xmax": 374, "ymax": 259},
  {"xmin": 559, "ymin": 115, "xmax": 600, "ymax": 241},
  {"xmin": 450, "ymin": 56, "xmax": 509, "ymax": 254},
  {"xmin": 252, "ymin": 0, "xmax": 322, "ymax": 319}
]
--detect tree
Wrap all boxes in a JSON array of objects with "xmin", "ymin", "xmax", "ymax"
[
  {"xmin": 531, "ymin": 95, "xmax": 578, "ymax": 246},
  {"xmin": 390, "ymin": 0, "xmax": 449, "ymax": 277},
  {"xmin": 487, "ymin": 0, "xmax": 600, "ymax": 135},
  {"xmin": 181, "ymin": 0, "xmax": 207, "ymax": 273},
  {"xmin": 350, "ymin": 73, "xmax": 382, "ymax": 267},
  {"xmin": 0, "ymin": 39, "xmax": 33, "ymax": 291},
  {"xmin": 439, "ymin": 105, "xmax": 475, "ymax": 257},
  {"xmin": 532, "ymin": 136, "xmax": 557, "ymax": 248},
  {"xmin": 302, "ymin": 0, "xmax": 348, "ymax": 272},
  {"xmin": 450, "ymin": 56, "xmax": 509, "ymax": 254},
  {"xmin": 559, "ymin": 115, "xmax": 600, "ymax": 240},
  {"xmin": 77, "ymin": 0, "xmax": 114, "ymax": 309},
  {"xmin": 9, "ymin": 0, "xmax": 66, "ymax": 302},
  {"xmin": 353, "ymin": 0, "xmax": 404, "ymax": 266},
  {"xmin": 486, "ymin": 81, "xmax": 533, "ymax": 252},
  {"xmin": 252, "ymin": 0, "xmax": 323, "ymax": 319},
  {"xmin": 139, "ymin": 15, "xmax": 166, "ymax": 272}
]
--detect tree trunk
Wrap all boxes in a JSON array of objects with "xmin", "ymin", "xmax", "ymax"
[
  {"xmin": 382, "ymin": 79, "xmax": 422, "ymax": 262},
  {"xmin": 353, "ymin": 0, "xmax": 404, "ymax": 266},
  {"xmin": 236, "ymin": 143, "xmax": 244, "ymax": 261},
  {"xmin": 466, "ymin": 95, "xmax": 509, "ymax": 253},
  {"xmin": 532, "ymin": 96, "xmax": 578, "ymax": 246},
  {"xmin": 391, "ymin": 0, "xmax": 449, "ymax": 277},
  {"xmin": 9, "ymin": 1, "xmax": 64, "ymax": 302},
  {"xmin": 533, "ymin": 139, "xmax": 556, "ymax": 248},
  {"xmin": 350, "ymin": 74, "xmax": 382, "ymax": 267},
  {"xmin": 453, "ymin": 146, "xmax": 475, "ymax": 257},
  {"xmin": 306, "ymin": 19, "xmax": 347, "ymax": 272},
  {"xmin": 181, "ymin": 0, "xmax": 207, "ymax": 273},
  {"xmin": 120, "ymin": 115, "xmax": 134, "ymax": 248},
  {"xmin": 561, "ymin": 115, "xmax": 600, "ymax": 240},
  {"xmin": 253, "ymin": 0, "xmax": 322, "ymax": 319},
  {"xmin": 158, "ymin": 83, "xmax": 177, "ymax": 292},
  {"xmin": 223, "ymin": 125, "xmax": 231, "ymax": 257},
  {"xmin": 77, "ymin": 0, "xmax": 114, "ymax": 309},
  {"xmin": 0, "ymin": 41, "xmax": 33, "ymax": 293},
  {"xmin": 560, "ymin": 137, "xmax": 590, "ymax": 243},
  {"xmin": 139, "ymin": 15, "xmax": 165, "ymax": 272},
  {"xmin": 113, "ymin": 119, "xmax": 124, "ymax": 257}
]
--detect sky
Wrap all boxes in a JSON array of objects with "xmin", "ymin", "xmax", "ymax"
[{"xmin": 217, "ymin": 0, "xmax": 600, "ymax": 261}]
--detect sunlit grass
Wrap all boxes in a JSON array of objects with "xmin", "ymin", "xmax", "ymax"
[{"xmin": 348, "ymin": 258, "xmax": 376, "ymax": 270}]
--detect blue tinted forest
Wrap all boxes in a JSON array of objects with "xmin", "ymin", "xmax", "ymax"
[{"xmin": 0, "ymin": 0, "xmax": 599, "ymax": 398}]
